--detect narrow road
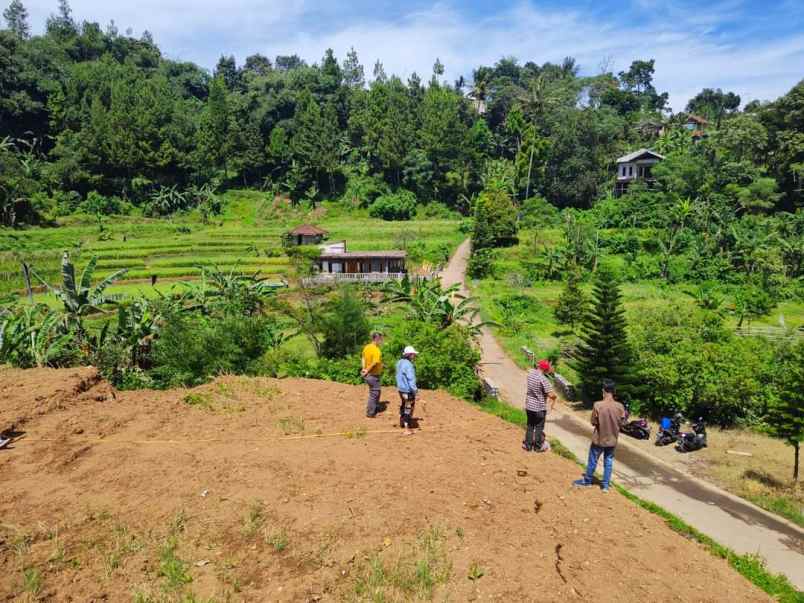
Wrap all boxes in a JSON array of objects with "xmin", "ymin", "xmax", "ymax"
[{"xmin": 442, "ymin": 238, "xmax": 804, "ymax": 589}]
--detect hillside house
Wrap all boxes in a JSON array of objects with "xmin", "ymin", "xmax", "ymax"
[
  {"xmin": 614, "ymin": 149, "xmax": 664, "ymax": 196},
  {"xmin": 303, "ymin": 241, "xmax": 407, "ymax": 285},
  {"xmin": 684, "ymin": 114, "xmax": 709, "ymax": 140},
  {"xmin": 287, "ymin": 224, "xmax": 328, "ymax": 246}
]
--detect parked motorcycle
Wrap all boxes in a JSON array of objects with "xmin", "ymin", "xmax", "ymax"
[
  {"xmin": 655, "ymin": 413, "xmax": 683, "ymax": 446},
  {"xmin": 676, "ymin": 418, "xmax": 707, "ymax": 453},
  {"xmin": 621, "ymin": 406, "xmax": 651, "ymax": 440}
]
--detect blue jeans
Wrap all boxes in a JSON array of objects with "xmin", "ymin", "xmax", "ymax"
[{"xmin": 582, "ymin": 444, "xmax": 616, "ymax": 488}]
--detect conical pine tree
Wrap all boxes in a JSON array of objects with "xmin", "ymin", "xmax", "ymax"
[
  {"xmin": 571, "ymin": 267, "xmax": 634, "ymax": 403},
  {"xmin": 768, "ymin": 340, "xmax": 804, "ymax": 481}
]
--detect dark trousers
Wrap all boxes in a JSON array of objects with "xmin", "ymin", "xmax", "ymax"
[
  {"xmin": 399, "ymin": 391, "xmax": 416, "ymax": 427},
  {"xmin": 365, "ymin": 375, "xmax": 381, "ymax": 416},
  {"xmin": 524, "ymin": 409, "xmax": 546, "ymax": 450}
]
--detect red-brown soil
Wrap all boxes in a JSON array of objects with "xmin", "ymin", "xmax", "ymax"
[{"xmin": 0, "ymin": 367, "xmax": 770, "ymax": 602}]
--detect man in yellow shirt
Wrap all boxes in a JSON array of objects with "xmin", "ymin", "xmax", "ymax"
[{"xmin": 361, "ymin": 332, "xmax": 384, "ymax": 417}]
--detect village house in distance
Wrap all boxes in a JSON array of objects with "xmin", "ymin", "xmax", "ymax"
[
  {"xmin": 287, "ymin": 223, "xmax": 328, "ymax": 246},
  {"xmin": 614, "ymin": 148, "xmax": 664, "ymax": 196},
  {"xmin": 286, "ymin": 224, "xmax": 408, "ymax": 284}
]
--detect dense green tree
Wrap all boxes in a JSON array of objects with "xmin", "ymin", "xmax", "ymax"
[
  {"xmin": 472, "ymin": 189, "xmax": 518, "ymax": 250},
  {"xmin": 554, "ymin": 271, "xmax": 588, "ymax": 331},
  {"xmin": 572, "ymin": 267, "xmax": 634, "ymax": 403},
  {"xmin": 342, "ymin": 46, "xmax": 364, "ymax": 89},
  {"xmin": 319, "ymin": 287, "xmax": 370, "ymax": 359},
  {"xmin": 198, "ymin": 76, "xmax": 232, "ymax": 178},
  {"xmin": 3, "ymin": 0, "xmax": 29, "ymax": 38},
  {"xmin": 686, "ymin": 87, "xmax": 740, "ymax": 126},
  {"xmin": 768, "ymin": 340, "xmax": 804, "ymax": 481},
  {"xmin": 291, "ymin": 92, "xmax": 342, "ymax": 195}
]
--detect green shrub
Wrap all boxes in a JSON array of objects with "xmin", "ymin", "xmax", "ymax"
[
  {"xmin": 519, "ymin": 196, "xmax": 561, "ymax": 228},
  {"xmin": 417, "ymin": 202, "xmax": 458, "ymax": 220},
  {"xmin": 467, "ymin": 248, "xmax": 495, "ymax": 279},
  {"xmin": 276, "ymin": 354, "xmax": 362, "ymax": 384},
  {"xmin": 383, "ymin": 320, "xmax": 481, "ymax": 400},
  {"xmin": 148, "ymin": 313, "xmax": 276, "ymax": 387},
  {"xmin": 342, "ymin": 172, "xmax": 389, "ymax": 207},
  {"xmin": 369, "ymin": 190, "xmax": 417, "ymax": 221},
  {"xmin": 630, "ymin": 305, "xmax": 777, "ymax": 425},
  {"xmin": 79, "ymin": 191, "xmax": 131, "ymax": 216},
  {"xmin": 472, "ymin": 189, "xmax": 518, "ymax": 250},
  {"xmin": 319, "ymin": 288, "xmax": 371, "ymax": 359}
]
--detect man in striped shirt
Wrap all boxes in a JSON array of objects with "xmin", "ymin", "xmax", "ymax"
[{"xmin": 523, "ymin": 359, "xmax": 557, "ymax": 452}]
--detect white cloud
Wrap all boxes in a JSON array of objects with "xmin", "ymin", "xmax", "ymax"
[{"xmin": 21, "ymin": 0, "xmax": 804, "ymax": 109}]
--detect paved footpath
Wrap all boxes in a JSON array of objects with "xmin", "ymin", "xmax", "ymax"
[{"xmin": 442, "ymin": 238, "xmax": 804, "ymax": 589}]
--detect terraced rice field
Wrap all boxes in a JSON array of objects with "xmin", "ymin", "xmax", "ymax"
[{"xmin": 0, "ymin": 191, "xmax": 464, "ymax": 301}]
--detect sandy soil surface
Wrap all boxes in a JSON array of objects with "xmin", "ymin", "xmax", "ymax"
[{"xmin": 0, "ymin": 367, "xmax": 770, "ymax": 602}]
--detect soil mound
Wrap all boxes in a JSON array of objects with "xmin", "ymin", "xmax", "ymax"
[{"xmin": 0, "ymin": 367, "xmax": 769, "ymax": 601}]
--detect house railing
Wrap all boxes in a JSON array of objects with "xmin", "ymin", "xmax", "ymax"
[{"xmin": 302, "ymin": 272, "xmax": 407, "ymax": 286}]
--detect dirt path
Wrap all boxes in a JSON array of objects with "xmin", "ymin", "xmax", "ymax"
[{"xmin": 443, "ymin": 238, "xmax": 804, "ymax": 589}]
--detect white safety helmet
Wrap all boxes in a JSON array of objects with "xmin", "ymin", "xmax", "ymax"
[{"xmin": 403, "ymin": 345, "xmax": 419, "ymax": 356}]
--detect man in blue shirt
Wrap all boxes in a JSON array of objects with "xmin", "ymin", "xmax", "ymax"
[{"xmin": 395, "ymin": 346, "xmax": 419, "ymax": 434}]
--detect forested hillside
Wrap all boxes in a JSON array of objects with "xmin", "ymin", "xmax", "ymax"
[{"xmin": 2, "ymin": 0, "xmax": 802, "ymax": 227}]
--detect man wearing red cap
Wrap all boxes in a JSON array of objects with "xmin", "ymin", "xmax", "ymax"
[{"xmin": 523, "ymin": 359, "xmax": 557, "ymax": 452}]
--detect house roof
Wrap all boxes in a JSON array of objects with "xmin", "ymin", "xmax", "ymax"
[
  {"xmin": 686, "ymin": 114, "xmax": 709, "ymax": 125},
  {"xmin": 616, "ymin": 149, "xmax": 665, "ymax": 163},
  {"xmin": 289, "ymin": 224, "xmax": 328, "ymax": 236},
  {"xmin": 318, "ymin": 250, "xmax": 407, "ymax": 260}
]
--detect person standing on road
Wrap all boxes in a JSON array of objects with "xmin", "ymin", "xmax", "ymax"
[
  {"xmin": 361, "ymin": 332, "xmax": 384, "ymax": 417},
  {"xmin": 573, "ymin": 379, "xmax": 626, "ymax": 492},
  {"xmin": 396, "ymin": 346, "xmax": 419, "ymax": 435},
  {"xmin": 523, "ymin": 359, "xmax": 557, "ymax": 452}
]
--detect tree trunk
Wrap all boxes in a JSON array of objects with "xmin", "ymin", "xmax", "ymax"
[
  {"xmin": 524, "ymin": 142, "xmax": 535, "ymax": 202},
  {"xmin": 21, "ymin": 262, "xmax": 33, "ymax": 304},
  {"xmin": 795, "ymin": 442, "xmax": 800, "ymax": 482}
]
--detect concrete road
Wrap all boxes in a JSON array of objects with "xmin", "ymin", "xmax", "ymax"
[{"xmin": 442, "ymin": 238, "xmax": 804, "ymax": 589}]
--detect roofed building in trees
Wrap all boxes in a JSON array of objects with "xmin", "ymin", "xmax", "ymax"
[
  {"xmin": 614, "ymin": 149, "xmax": 664, "ymax": 196},
  {"xmin": 287, "ymin": 224, "xmax": 328, "ymax": 246},
  {"xmin": 304, "ymin": 241, "xmax": 408, "ymax": 285},
  {"xmin": 684, "ymin": 114, "xmax": 709, "ymax": 140}
]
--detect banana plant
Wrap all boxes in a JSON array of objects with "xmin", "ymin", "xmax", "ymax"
[
  {"xmin": 32, "ymin": 253, "xmax": 128, "ymax": 320},
  {"xmin": 29, "ymin": 309, "xmax": 74, "ymax": 368},
  {"xmin": 0, "ymin": 304, "xmax": 74, "ymax": 368}
]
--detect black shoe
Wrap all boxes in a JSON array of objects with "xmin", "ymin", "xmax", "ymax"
[{"xmin": 366, "ymin": 413, "xmax": 377, "ymax": 418}]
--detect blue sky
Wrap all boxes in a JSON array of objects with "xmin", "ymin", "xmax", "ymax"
[{"xmin": 21, "ymin": 0, "xmax": 804, "ymax": 110}]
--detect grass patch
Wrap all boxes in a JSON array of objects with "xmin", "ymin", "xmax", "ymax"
[
  {"xmin": 183, "ymin": 392, "xmax": 215, "ymax": 410},
  {"xmin": 343, "ymin": 426, "xmax": 368, "ymax": 439},
  {"xmin": 743, "ymin": 493, "xmax": 804, "ymax": 529},
  {"xmin": 277, "ymin": 415, "xmax": 305, "ymax": 435},
  {"xmin": 469, "ymin": 393, "xmax": 803, "ymax": 602},
  {"xmin": 242, "ymin": 500, "xmax": 266, "ymax": 537},
  {"xmin": 22, "ymin": 567, "xmax": 42, "ymax": 597},
  {"xmin": 351, "ymin": 526, "xmax": 451, "ymax": 601},
  {"xmin": 265, "ymin": 528, "xmax": 289, "ymax": 552},
  {"xmin": 103, "ymin": 524, "xmax": 143, "ymax": 578},
  {"xmin": 467, "ymin": 561, "xmax": 485, "ymax": 581},
  {"xmin": 158, "ymin": 535, "xmax": 192, "ymax": 590}
]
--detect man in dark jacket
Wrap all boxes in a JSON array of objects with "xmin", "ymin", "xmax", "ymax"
[{"xmin": 572, "ymin": 379, "xmax": 626, "ymax": 492}]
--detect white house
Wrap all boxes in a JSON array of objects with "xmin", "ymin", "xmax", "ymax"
[{"xmin": 614, "ymin": 149, "xmax": 664, "ymax": 196}]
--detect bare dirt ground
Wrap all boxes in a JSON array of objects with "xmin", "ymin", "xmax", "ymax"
[{"xmin": 0, "ymin": 367, "xmax": 771, "ymax": 602}]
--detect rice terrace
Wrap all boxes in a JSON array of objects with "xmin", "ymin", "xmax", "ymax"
[{"xmin": 1, "ymin": 0, "xmax": 803, "ymax": 601}]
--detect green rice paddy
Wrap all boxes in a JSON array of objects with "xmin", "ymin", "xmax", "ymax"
[{"xmin": 1, "ymin": 190, "xmax": 464, "ymax": 303}]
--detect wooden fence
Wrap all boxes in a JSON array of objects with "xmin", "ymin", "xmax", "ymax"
[{"xmin": 734, "ymin": 326, "xmax": 803, "ymax": 340}]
